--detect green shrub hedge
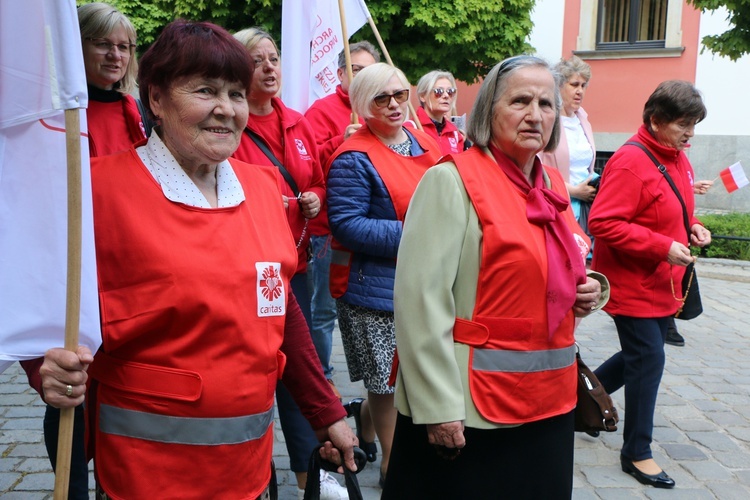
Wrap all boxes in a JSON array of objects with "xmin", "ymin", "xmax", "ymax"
[{"xmin": 695, "ymin": 213, "xmax": 750, "ymax": 260}]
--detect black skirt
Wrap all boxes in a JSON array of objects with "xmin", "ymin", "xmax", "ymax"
[{"xmin": 382, "ymin": 410, "xmax": 575, "ymax": 500}]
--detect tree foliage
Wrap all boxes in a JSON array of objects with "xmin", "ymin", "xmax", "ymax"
[
  {"xmin": 688, "ymin": 0, "xmax": 750, "ymax": 61},
  {"xmin": 78, "ymin": 0, "xmax": 535, "ymax": 83}
]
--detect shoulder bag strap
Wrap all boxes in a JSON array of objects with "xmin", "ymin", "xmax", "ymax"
[
  {"xmin": 243, "ymin": 127, "xmax": 301, "ymax": 198},
  {"xmin": 624, "ymin": 141, "xmax": 691, "ymax": 242}
]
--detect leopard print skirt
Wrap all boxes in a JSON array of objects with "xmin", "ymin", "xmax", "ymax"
[{"xmin": 336, "ymin": 301, "xmax": 395, "ymax": 395}]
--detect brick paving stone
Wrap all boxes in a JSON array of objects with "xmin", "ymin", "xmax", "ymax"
[
  {"xmin": 681, "ymin": 460, "xmax": 735, "ymax": 481},
  {"xmin": 13, "ymin": 472, "xmax": 54, "ymax": 491},
  {"xmin": 7, "ymin": 443, "xmax": 49, "ymax": 458},
  {"xmin": 662, "ymin": 443, "xmax": 709, "ymax": 460},
  {"xmin": 726, "ymin": 426, "xmax": 750, "ymax": 442},
  {"xmin": 4, "ymin": 407, "xmax": 45, "ymax": 419},
  {"xmin": 706, "ymin": 483, "xmax": 750, "ymax": 499},
  {"xmin": 15, "ymin": 458, "xmax": 51, "ymax": 473},
  {"xmin": 687, "ymin": 431, "xmax": 743, "ymax": 452},
  {"xmin": 0, "ymin": 472, "xmax": 22, "ymax": 491},
  {"xmin": 714, "ymin": 450, "xmax": 750, "ymax": 468}
]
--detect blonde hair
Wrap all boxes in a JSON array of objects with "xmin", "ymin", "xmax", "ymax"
[
  {"xmin": 349, "ymin": 63, "xmax": 410, "ymax": 120},
  {"xmin": 233, "ymin": 27, "xmax": 278, "ymax": 54},
  {"xmin": 416, "ymin": 70, "xmax": 457, "ymax": 104},
  {"xmin": 78, "ymin": 2, "xmax": 138, "ymax": 94}
]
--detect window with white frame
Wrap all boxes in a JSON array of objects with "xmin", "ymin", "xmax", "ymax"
[{"xmin": 576, "ymin": 0, "xmax": 683, "ymax": 58}]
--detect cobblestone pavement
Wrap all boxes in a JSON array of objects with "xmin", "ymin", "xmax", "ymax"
[{"xmin": 2, "ymin": 257, "xmax": 749, "ymax": 499}]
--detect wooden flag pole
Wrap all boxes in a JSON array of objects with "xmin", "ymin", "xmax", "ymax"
[
  {"xmin": 364, "ymin": 12, "xmax": 423, "ymax": 130},
  {"xmin": 53, "ymin": 107, "xmax": 82, "ymax": 500},
  {"xmin": 338, "ymin": 0, "xmax": 359, "ymax": 125}
]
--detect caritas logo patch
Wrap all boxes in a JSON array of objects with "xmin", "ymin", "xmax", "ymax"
[
  {"xmin": 295, "ymin": 139, "xmax": 312, "ymax": 161},
  {"xmin": 256, "ymin": 262, "xmax": 285, "ymax": 317}
]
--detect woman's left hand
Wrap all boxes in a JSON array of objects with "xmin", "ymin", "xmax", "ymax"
[
  {"xmin": 315, "ymin": 419, "xmax": 359, "ymax": 473},
  {"xmin": 691, "ymin": 224, "xmax": 712, "ymax": 248},
  {"xmin": 573, "ymin": 276, "xmax": 602, "ymax": 317},
  {"xmin": 299, "ymin": 191, "xmax": 321, "ymax": 219}
]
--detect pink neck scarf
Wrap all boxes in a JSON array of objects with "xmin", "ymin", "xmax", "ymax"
[{"xmin": 489, "ymin": 144, "xmax": 587, "ymax": 338}]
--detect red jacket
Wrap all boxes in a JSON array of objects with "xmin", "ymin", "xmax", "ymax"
[
  {"xmin": 450, "ymin": 147, "xmax": 584, "ymax": 424},
  {"xmin": 589, "ymin": 125, "xmax": 701, "ymax": 317},
  {"xmin": 415, "ymin": 107, "xmax": 464, "ymax": 155},
  {"xmin": 233, "ymin": 97, "xmax": 326, "ymax": 273},
  {"xmin": 86, "ymin": 91, "xmax": 145, "ymax": 158},
  {"xmin": 304, "ymin": 85, "xmax": 364, "ymax": 236}
]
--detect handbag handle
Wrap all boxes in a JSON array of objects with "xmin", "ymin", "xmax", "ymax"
[
  {"xmin": 624, "ymin": 142, "xmax": 692, "ymax": 244},
  {"xmin": 303, "ymin": 445, "xmax": 368, "ymax": 500}
]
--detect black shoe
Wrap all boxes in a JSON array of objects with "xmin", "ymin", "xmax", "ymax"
[
  {"xmin": 585, "ymin": 430, "xmax": 600, "ymax": 438},
  {"xmin": 666, "ymin": 326, "xmax": 685, "ymax": 347},
  {"xmin": 343, "ymin": 398, "xmax": 378, "ymax": 463},
  {"xmin": 620, "ymin": 456, "xmax": 675, "ymax": 489}
]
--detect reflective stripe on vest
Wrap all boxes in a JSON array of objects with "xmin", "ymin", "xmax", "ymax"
[
  {"xmin": 100, "ymin": 404, "xmax": 274, "ymax": 445},
  {"xmin": 472, "ymin": 344, "xmax": 576, "ymax": 373}
]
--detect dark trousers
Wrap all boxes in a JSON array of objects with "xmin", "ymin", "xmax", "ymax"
[
  {"xmin": 594, "ymin": 315, "xmax": 669, "ymax": 461},
  {"xmin": 43, "ymin": 404, "xmax": 89, "ymax": 499},
  {"xmin": 382, "ymin": 411, "xmax": 574, "ymax": 500},
  {"xmin": 276, "ymin": 271, "xmax": 320, "ymax": 473}
]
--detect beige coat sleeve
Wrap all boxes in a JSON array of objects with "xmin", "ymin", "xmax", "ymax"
[{"xmin": 393, "ymin": 162, "xmax": 476, "ymax": 425}]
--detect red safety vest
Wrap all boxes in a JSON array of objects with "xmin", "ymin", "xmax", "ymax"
[
  {"xmin": 327, "ymin": 127, "xmax": 441, "ymax": 298},
  {"xmin": 87, "ymin": 148, "xmax": 297, "ymax": 499},
  {"xmin": 451, "ymin": 147, "xmax": 588, "ymax": 424}
]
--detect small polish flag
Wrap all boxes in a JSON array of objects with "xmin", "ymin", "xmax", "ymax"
[{"xmin": 719, "ymin": 162, "xmax": 749, "ymax": 193}]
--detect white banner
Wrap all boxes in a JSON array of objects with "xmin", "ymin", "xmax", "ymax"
[
  {"xmin": 0, "ymin": 0, "xmax": 101, "ymax": 372},
  {"xmin": 281, "ymin": 0, "xmax": 370, "ymax": 113}
]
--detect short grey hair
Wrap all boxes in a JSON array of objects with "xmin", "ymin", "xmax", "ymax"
[
  {"xmin": 416, "ymin": 70, "xmax": 457, "ymax": 105},
  {"xmin": 349, "ymin": 63, "xmax": 410, "ymax": 120},
  {"xmin": 554, "ymin": 55, "xmax": 591, "ymax": 86},
  {"xmin": 467, "ymin": 55, "xmax": 561, "ymax": 152},
  {"xmin": 78, "ymin": 2, "xmax": 138, "ymax": 94},
  {"xmin": 337, "ymin": 41, "xmax": 380, "ymax": 68}
]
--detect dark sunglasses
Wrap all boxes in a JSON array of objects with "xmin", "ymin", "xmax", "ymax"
[
  {"xmin": 373, "ymin": 89, "xmax": 410, "ymax": 108},
  {"xmin": 432, "ymin": 87, "xmax": 457, "ymax": 97}
]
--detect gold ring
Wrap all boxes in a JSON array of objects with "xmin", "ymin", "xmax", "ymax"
[{"xmin": 65, "ymin": 384, "xmax": 73, "ymax": 397}]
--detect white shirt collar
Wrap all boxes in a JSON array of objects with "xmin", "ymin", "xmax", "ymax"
[{"xmin": 136, "ymin": 132, "xmax": 245, "ymax": 208}]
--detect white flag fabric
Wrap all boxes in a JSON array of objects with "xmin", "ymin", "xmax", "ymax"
[
  {"xmin": 0, "ymin": 0, "xmax": 101, "ymax": 373},
  {"xmin": 281, "ymin": 0, "xmax": 370, "ymax": 113}
]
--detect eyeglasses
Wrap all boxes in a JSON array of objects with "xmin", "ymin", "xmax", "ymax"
[
  {"xmin": 86, "ymin": 38, "xmax": 135, "ymax": 55},
  {"xmin": 373, "ymin": 89, "xmax": 410, "ymax": 108},
  {"xmin": 432, "ymin": 87, "xmax": 457, "ymax": 98}
]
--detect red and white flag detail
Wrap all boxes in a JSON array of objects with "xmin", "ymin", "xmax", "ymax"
[
  {"xmin": 281, "ymin": 0, "xmax": 370, "ymax": 113},
  {"xmin": 719, "ymin": 162, "xmax": 749, "ymax": 193},
  {"xmin": 0, "ymin": 0, "xmax": 101, "ymax": 373}
]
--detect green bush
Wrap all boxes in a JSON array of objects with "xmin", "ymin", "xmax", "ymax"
[{"xmin": 695, "ymin": 213, "xmax": 750, "ymax": 260}]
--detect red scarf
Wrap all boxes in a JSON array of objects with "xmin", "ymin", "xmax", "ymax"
[{"xmin": 489, "ymin": 144, "xmax": 587, "ymax": 337}]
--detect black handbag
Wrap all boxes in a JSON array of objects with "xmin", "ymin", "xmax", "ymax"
[
  {"xmin": 574, "ymin": 348, "xmax": 619, "ymax": 433},
  {"xmin": 676, "ymin": 260, "xmax": 702, "ymax": 319},
  {"xmin": 625, "ymin": 142, "xmax": 703, "ymax": 320}
]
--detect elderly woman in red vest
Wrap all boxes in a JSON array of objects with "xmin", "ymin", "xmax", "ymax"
[
  {"xmin": 384, "ymin": 56, "xmax": 607, "ymax": 499},
  {"xmin": 326, "ymin": 62, "xmax": 442, "ymax": 487},
  {"xmin": 37, "ymin": 21, "xmax": 355, "ymax": 500}
]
